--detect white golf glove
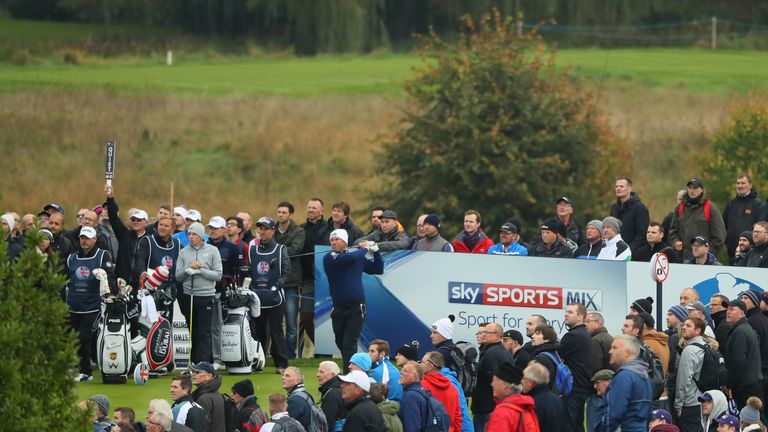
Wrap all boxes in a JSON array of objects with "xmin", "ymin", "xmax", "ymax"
[
  {"xmin": 242, "ymin": 277, "xmax": 252, "ymax": 290},
  {"xmin": 368, "ymin": 242, "xmax": 379, "ymax": 253},
  {"xmin": 185, "ymin": 268, "xmax": 200, "ymax": 276}
]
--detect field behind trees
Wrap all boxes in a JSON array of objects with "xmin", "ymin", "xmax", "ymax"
[{"xmin": 1, "ymin": 18, "xmax": 766, "ymax": 236}]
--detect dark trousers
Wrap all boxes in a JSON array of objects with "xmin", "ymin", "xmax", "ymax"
[
  {"xmin": 69, "ymin": 311, "xmax": 99, "ymax": 375},
  {"xmin": 251, "ymin": 304, "xmax": 289, "ymax": 369},
  {"xmin": 177, "ymin": 292, "xmax": 215, "ymax": 364},
  {"xmin": 331, "ymin": 302, "xmax": 365, "ymax": 372},
  {"xmin": 734, "ymin": 380, "xmax": 765, "ymax": 410},
  {"xmin": 298, "ymin": 279, "xmax": 315, "ymax": 355},
  {"xmin": 283, "ymin": 286, "xmax": 299, "ymax": 359},
  {"xmin": 565, "ymin": 389, "xmax": 588, "ymax": 432},
  {"xmin": 679, "ymin": 405, "xmax": 703, "ymax": 432},
  {"xmin": 472, "ymin": 412, "xmax": 489, "ymax": 432}
]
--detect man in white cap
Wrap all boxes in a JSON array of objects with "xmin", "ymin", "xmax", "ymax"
[
  {"xmin": 322, "ymin": 228, "xmax": 384, "ymax": 371},
  {"xmin": 431, "ymin": 314, "xmax": 458, "ymax": 370},
  {"xmin": 338, "ymin": 370, "xmax": 385, "ymax": 429},
  {"xmin": 175, "ymin": 209, "xmax": 206, "ymax": 248},
  {"xmin": 206, "ymin": 215, "xmax": 241, "ymax": 370}
]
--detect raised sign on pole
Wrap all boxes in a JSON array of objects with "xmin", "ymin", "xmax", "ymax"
[
  {"xmin": 105, "ymin": 140, "xmax": 116, "ymax": 187},
  {"xmin": 651, "ymin": 252, "xmax": 670, "ymax": 331}
]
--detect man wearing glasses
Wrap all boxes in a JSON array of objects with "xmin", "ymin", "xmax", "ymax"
[
  {"xmin": 368, "ymin": 206, "xmax": 385, "ymax": 235},
  {"xmin": 471, "ymin": 322, "xmax": 513, "ymax": 432},
  {"xmin": 105, "ymin": 185, "xmax": 150, "ymax": 288},
  {"xmin": 745, "ymin": 221, "xmax": 768, "ymax": 267}
]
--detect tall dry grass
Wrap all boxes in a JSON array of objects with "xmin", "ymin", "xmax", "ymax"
[{"xmin": 0, "ymin": 86, "xmax": 732, "ymax": 231}]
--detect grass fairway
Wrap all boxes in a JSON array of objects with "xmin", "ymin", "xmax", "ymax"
[
  {"xmin": 75, "ymin": 359, "xmax": 329, "ymax": 420},
  {"xmin": 1, "ymin": 49, "xmax": 766, "ymax": 96}
]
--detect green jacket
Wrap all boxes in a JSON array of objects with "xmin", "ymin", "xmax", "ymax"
[
  {"xmin": 275, "ymin": 220, "xmax": 306, "ymax": 288},
  {"xmin": 377, "ymin": 400, "xmax": 403, "ymax": 432},
  {"xmin": 668, "ymin": 196, "xmax": 726, "ymax": 259}
]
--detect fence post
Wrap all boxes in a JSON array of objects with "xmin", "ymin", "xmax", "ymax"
[{"xmin": 711, "ymin": 16, "xmax": 717, "ymax": 50}]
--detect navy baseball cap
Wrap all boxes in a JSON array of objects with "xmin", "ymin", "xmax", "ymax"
[
  {"xmin": 651, "ymin": 409, "xmax": 672, "ymax": 423},
  {"xmin": 714, "ymin": 414, "xmax": 739, "ymax": 427},
  {"xmin": 189, "ymin": 361, "xmax": 215, "ymax": 374}
]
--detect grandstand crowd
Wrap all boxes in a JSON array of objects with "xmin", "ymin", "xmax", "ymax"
[{"xmin": 3, "ymin": 174, "xmax": 768, "ymax": 432}]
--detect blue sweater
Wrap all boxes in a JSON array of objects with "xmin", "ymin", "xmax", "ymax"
[
  {"xmin": 398, "ymin": 382, "xmax": 429, "ymax": 432},
  {"xmin": 371, "ymin": 358, "xmax": 403, "ymax": 401},
  {"xmin": 597, "ymin": 359, "xmax": 653, "ymax": 432},
  {"xmin": 322, "ymin": 248, "xmax": 383, "ymax": 305},
  {"xmin": 440, "ymin": 367, "xmax": 474, "ymax": 432}
]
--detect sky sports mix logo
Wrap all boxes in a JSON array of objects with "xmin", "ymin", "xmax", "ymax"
[{"xmin": 448, "ymin": 281, "xmax": 602, "ymax": 310}]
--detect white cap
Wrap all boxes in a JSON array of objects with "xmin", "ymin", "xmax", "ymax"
[
  {"xmin": 329, "ymin": 229, "xmax": 348, "ymax": 244},
  {"xmin": 80, "ymin": 226, "xmax": 97, "ymax": 239},
  {"xmin": 130, "ymin": 209, "xmax": 149, "ymax": 221},
  {"xmin": 338, "ymin": 370, "xmax": 371, "ymax": 392},
  {"xmin": 186, "ymin": 209, "xmax": 202, "ymax": 222},
  {"xmin": 173, "ymin": 207, "xmax": 188, "ymax": 218},
  {"xmin": 208, "ymin": 216, "xmax": 226, "ymax": 229}
]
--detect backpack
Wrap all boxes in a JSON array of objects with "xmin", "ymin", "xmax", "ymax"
[
  {"xmin": 294, "ymin": 390, "xmax": 329, "ymax": 432},
  {"xmin": 690, "ymin": 342, "xmax": 728, "ymax": 392},
  {"xmin": 677, "ymin": 200, "xmax": 711, "ymax": 223},
  {"xmin": 223, "ymin": 394, "xmax": 244, "ymax": 432},
  {"xmin": 542, "ymin": 351, "xmax": 574, "ymax": 397},
  {"xmin": 640, "ymin": 345, "xmax": 666, "ymax": 399},
  {"xmin": 415, "ymin": 387, "xmax": 451, "ymax": 432},
  {"xmin": 448, "ymin": 341, "xmax": 478, "ymax": 395},
  {"xmin": 272, "ymin": 416, "xmax": 307, "ymax": 432},
  {"xmin": 502, "ymin": 402, "xmax": 541, "ymax": 432}
]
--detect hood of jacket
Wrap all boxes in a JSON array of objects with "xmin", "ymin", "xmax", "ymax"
[
  {"xmin": 643, "ymin": 329, "xmax": 669, "ymax": 346},
  {"xmin": 619, "ymin": 359, "xmax": 649, "ymax": 379},
  {"xmin": 423, "ymin": 372, "xmax": 451, "ymax": 390},
  {"xmin": 378, "ymin": 399, "xmax": 400, "ymax": 415},
  {"xmin": 701, "ymin": 390, "xmax": 728, "ymax": 430},
  {"xmin": 194, "ymin": 374, "xmax": 222, "ymax": 395}
]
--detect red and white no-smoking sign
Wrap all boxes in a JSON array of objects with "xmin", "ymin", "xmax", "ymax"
[{"xmin": 651, "ymin": 252, "xmax": 670, "ymax": 283}]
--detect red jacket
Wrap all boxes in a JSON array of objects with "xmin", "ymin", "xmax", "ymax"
[
  {"xmin": 452, "ymin": 229, "xmax": 494, "ymax": 254},
  {"xmin": 421, "ymin": 373, "xmax": 462, "ymax": 432},
  {"xmin": 487, "ymin": 393, "xmax": 540, "ymax": 432}
]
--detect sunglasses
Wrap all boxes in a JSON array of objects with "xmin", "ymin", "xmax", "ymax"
[{"xmin": 130, "ymin": 217, "xmax": 143, "ymax": 222}]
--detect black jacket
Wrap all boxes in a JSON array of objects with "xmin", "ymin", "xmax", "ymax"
[
  {"xmin": 512, "ymin": 347, "xmax": 532, "ymax": 370},
  {"xmin": 52, "ymin": 232, "xmax": 73, "ymax": 269},
  {"xmin": 560, "ymin": 324, "xmax": 593, "ymax": 391},
  {"xmin": 532, "ymin": 342, "xmax": 562, "ymax": 391},
  {"xmin": 300, "ymin": 217, "xmax": 328, "ymax": 282},
  {"xmin": 472, "ymin": 341, "xmax": 513, "ymax": 414},
  {"xmin": 236, "ymin": 395, "xmax": 265, "ymax": 431},
  {"xmin": 632, "ymin": 241, "xmax": 678, "ymax": 263},
  {"xmin": 725, "ymin": 317, "xmax": 763, "ymax": 389},
  {"xmin": 745, "ymin": 242, "xmax": 768, "ymax": 268},
  {"xmin": 529, "ymin": 239, "xmax": 574, "ymax": 258},
  {"xmin": 574, "ymin": 240, "xmax": 603, "ymax": 260},
  {"xmin": 106, "ymin": 197, "xmax": 149, "ymax": 285},
  {"xmin": 287, "ymin": 384, "xmax": 314, "ymax": 431},
  {"xmin": 192, "ymin": 375, "xmax": 226, "ymax": 432},
  {"xmin": 530, "ymin": 216, "xmax": 584, "ymax": 248},
  {"xmin": 320, "ymin": 376, "xmax": 348, "ymax": 427},
  {"xmin": 746, "ymin": 308, "xmax": 768, "ymax": 371},
  {"xmin": 526, "ymin": 383, "xmax": 566, "ymax": 432},
  {"xmin": 711, "ymin": 310, "xmax": 730, "ymax": 356},
  {"xmin": 723, "ymin": 189, "xmax": 763, "ymax": 257},
  {"xmin": 343, "ymin": 396, "xmax": 384, "ymax": 432},
  {"xmin": 321, "ymin": 217, "xmax": 364, "ymax": 246},
  {"xmin": 5, "ymin": 233, "xmax": 25, "ymax": 260},
  {"xmin": 610, "ymin": 192, "xmax": 650, "ymax": 252}
]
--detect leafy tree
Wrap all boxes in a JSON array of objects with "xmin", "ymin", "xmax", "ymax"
[
  {"xmin": 372, "ymin": 9, "xmax": 629, "ymax": 237},
  {"xmin": 700, "ymin": 94, "xmax": 768, "ymax": 206},
  {"xmin": 0, "ymin": 232, "xmax": 90, "ymax": 431}
]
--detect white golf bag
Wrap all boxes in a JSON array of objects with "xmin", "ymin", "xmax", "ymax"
[
  {"xmin": 96, "ymin": 298, "xmax": 132, "ymax": 384},
  {"xmin": 221, "ymin": 280, "xmax": 265, "ymax": 373}
]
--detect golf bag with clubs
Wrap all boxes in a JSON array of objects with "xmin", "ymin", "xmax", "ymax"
[
  {"xmin": 95, "ymin": 279, "xmax": 135, "ymax": 384},
  {"xmin": 131, "ymin": 265, "xmax": 175, "ymax": 373},
  {"xmin": 220, "ymin": 277, "xmax": 266, "ymax": 373}
]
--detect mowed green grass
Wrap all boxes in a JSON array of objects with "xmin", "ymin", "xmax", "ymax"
[
  {"xmin": 0, "ymin": 17, "xmax": 177, "ymax": 42},
  {"xmin": 1, "ymin": 48, "xmax": 766, "ymax": 96},
  {"xmin": 74, "ymin": 359, "xmax": 329, "ymax": 420}
]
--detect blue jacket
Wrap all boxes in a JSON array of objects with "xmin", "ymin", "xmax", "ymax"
[
  {"xmin": 597, "ymin": 359, "xmax": 653, "ymax": 432},
  {"xmin": 487, "ymin": 242, "xmax": 528, "ymax": 256},
  {"xmin": 322, "ymin": 248, "xmax": 383, "ymax": 305},
  {"xmin": 174, "ymin": 230, "xmax": 208, "ymax": 248},
  {"xmin": 371, "ymin": 358, "xmax": 403, "ymax": 401},
  {"xmin": 398, "ymin": 382, "xmax": 430, "ymax": 432},
  {"xmin": 586, "ymin": 394, "xmax": 607, "ymax": 432},
  {"xmin": 440, "ymin": 368, "xmax": 474, "ymax": 432}
]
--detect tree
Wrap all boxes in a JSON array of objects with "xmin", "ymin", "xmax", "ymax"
[
  {"xmin": 0, "ymin": 232, "xmax": 90, "ymax": 431},
  {"xmin": 372, "ymin": 9, "xmax": 629, "ymax": 237}
]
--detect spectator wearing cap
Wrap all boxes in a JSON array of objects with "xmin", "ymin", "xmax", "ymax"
[
  {"xmin": 745, "ymin": 221, "xmax": 768, "ymax": 268},
  {"xmin": 629, "ymin": 297, "xmax": 654, "ymax": 317},
  {"xmin": 502, "ymin": 329, "xmax": 531, "ymax": 369},
  {"xmin": 369, "ymin": 339, "xmax": 403, "ymax": 401},
  {"xmin": 245, "ymin": 216, "xmax": 290, "ymax": 373},
  {"xmin": 317, "ymin": 361, "xmax": 348, "ymax": 430},
  {"xmin": 174, "ymin": 209, "xmax": 207, "ymax": 248},
  {"xmin": 597, "ymin": 216, "xmax": 632, "ymax": 261},
  {"xmin": 731, "ymin": 230, "xmax": 754, "ymax": 266},
  {"xmin": 2, "ymin": 212, "xmax": 25, "ymax": 260},
  {"xmin": 395, "ymin": 342, "xmax": 420, "ymax": 367},
  {"xmin": 323, "ymin": 228, "xmax": 383, "ymax": 371},
  {"xmin": 633, "ymin": 222, "xmax": 678, "ymax": 263},
  {"xmin": 597, "ymin": 334, "xmax": 653, "ymax": 432},
  {"xmin": 575, "ymin": 219, "xmax": 605, "ymax": 259},
  {"xmin": 487, "ymin": 221, "xmax": 528, "ymax": 256},
  {"xmin": 724, "ymin": 299, "xmax": 764, "ymax": 410},
  {"xmin": 709, "ymin": 294, "xmax": 731, "ymax": 356},
  {"xmin": 649, "ymin": 409, "xmax": 673, "ymax": 430},
  {"xmin": 88, "ymin": 395, "xmax": 117, "ymax": 432},
  {"xmin": 675, "ymin": 317, "xmax": 708, "ymax": 431},
  {"xmin": 348, "ymin": 352, "xmax": 372, "ymax": 373},
  {"xmin": 170, "ymin": 374, "xmax": 207, "ymax": 432},
  {"xmin": 431, "ymin": 315, "xmax": 457, "ymax": 370},
  {"xmin": 322, "ymin": 201, "xmax": 364, "ymax": 246},
  {"xmin": 586, "ymin": 312, "xmax": 614, "ymax": 372},
  {"xmin": 172, "ymin": 207, "xmax": 189, "ymax": 234},
  {"xmin": 176, "ymin": 222, "xmax": 222, "ymax": 364},
  {"xmin": 487, "ymin": 362, "xmax": 539, "ymax": 431},
  {"xmin": 274, "ymin": 202, "xmax": 307, "ymax": 360},
  {"xmin": 522, "ymin": 361, "xmax": 566, "ymax": 432},
  {"xmin": 713, "ymin": 414, "xmax": 740, "ymax": 432},
  {"xmin": 669, "ymin": 177, "xmax": 726, "ymax": 260},
  {"xmin": 421, "ymin": 351, "xmax": 463, "ymax": 432},
  {"xmin": 359, "ymin": 209, "xmax": 410, "ymax": 252},
  {"xmin": 206, "ymin": 215, "xmax": 241, "ymax": 370},
  {"xmin": 37, "ymin": 228, "xmax": 56, "ymax": 267},
  {"xmin": 105, "ymin": 185, "xmax": 151, "ymax": 287},
  {"xmin": 232, "ymin": 380, "xmax": 266, "ymax": 432},
  {"xmin": 339, "ymin": 370, "xmax": 385, "ymax": 430},
  {"xmin": 586, "ymin": 369, "xmax": 614, "ymax": 432},
  {"xmin": 610, "ymin": 176, "xmax": 651, "ymax": 252},
  {"xmin": 190, "ymin": 361, "xmax": 225, "ymax": 432},
  {"xmin": 452, "ymin": 209, "xmax": 495, "ymax": 254},
  {"xmin": 412, "ymin": 214, "xmax": 453, "ymax": 252},
  {"xmin": 67, "ymin": 210, "xmax": 112, "ymax": 254},
  {"xmin": 699, "ymin": 390, "xmax": 728, "ymax": 432},
  {"xmin": 739, "ymin": 396, "xmax": 764, "ymax": 431},
  {"xmin": 531, "ymin": 197, "xmax": 584, "ymax": 249},
  {"xmin": 686, "ymin": 301, "xmax": 716, "ymax": 338},
  {"xmin": 473, "ymin": 322, "xmax": 514, "ymax": 431},
  {"xmin": 723, "ymin": 175, "xmax": 764, "ymax": 258},
  {"xmin": 530, "ymin": 218, "xmax": 574, "ymax": 258},
  {"xmin": 66, "ymin": 225, "xmax": 116, "ymax": 382},
  {"xmin": 685, "ymin": 236, "xmax": 722, "ymax": 265}
]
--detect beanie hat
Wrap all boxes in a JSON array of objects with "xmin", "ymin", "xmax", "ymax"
[
  {"xmin": 668, "ymin": 304, "xmax": 688, "ymax": 323},
  {"xmin": 40, "ymin": 228, "xmax": 54, "ymax": 242},
  {"xmin": 650, "ymin": 425, "xmax": 680, "ymax": 432},
  {"xmin": 494, "ymin": 362, "xmax": 523, "ymax": 385},
  {"xmin": 432, "ymin": 315, "xmax": 455, "ymax": 340},
  {"xmin": 188, "ymin": 222, "xmax": 205, "ymax": 238},
  {"xmin": 587, "ymin": 220, "xmax": 604, "ymax": 237},
  {"xmin": 396, "ymin": 342, "xmax": 420, "ymax": 362},
  {"xmin": 231, "ymin": 379, "xmax": 255, "ymax": 398},
  {"xmin": 638, "ymin": 313, "xmax": 655, "ymax": 329},
  {"xmin": 1, "ymin": 214, "xmax": 14, "ymax": 233},
  {"xmin": 349, "ymin": 352, "xmax": 372, "ymax": 372},
  {"xmin": 541, "ymin": 218, "xmax": 565, "ymax": 237},
  {"xmin": 90, "ymin": 394, "xmax": 110, "ymax": 416},
  {"xmin": 740, "ymin": 290, "xmax": 761, "ymax": 309},
  {"xmin": 329, "ymin": 229, "xmax": 348, "ymax": 244},
  {"xmin": 761, "ymin": 292, "xmax": 768, "ymax": 307},
  {"xmin": 631, "ymin": 297, "xmax": 654, "ymax": 315},
  {"xmin": 741, "ymin": 230, "xmax": 756, "ymax": 246},
  {"xmin": 602, "ymin": 216, "xmax": 622, "ymax": 234},
  {"xmin": 740, "ymin": 402, "xmax": 761, "ymax": 425},
  {"xmin": 423, "ymin": 214, "xmax": 441, "ymax": 228}
]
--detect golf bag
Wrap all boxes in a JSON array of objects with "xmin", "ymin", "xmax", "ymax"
[
  {"xmin": 96, "ymin": 298, "xmax": 132, "ymax": 384},
  {"xmin": 132, "ymin": 286, "xmax": 175, "ymax": 373},
  {"xmin": 221, "ymin": 281, "xmax": 266, "ymax": 373}
]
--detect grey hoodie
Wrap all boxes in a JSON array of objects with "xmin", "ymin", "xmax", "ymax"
[
  {"xmin": 700, "ymin": 390, "xmax": 728, "ymax": 432},
  {"xmin": 675, "ymin": 335, "xmax": 705, "ymax": 410},
  {"xmin": 175, "ymin": 242, "xmax": 222, "ymax": 296}
]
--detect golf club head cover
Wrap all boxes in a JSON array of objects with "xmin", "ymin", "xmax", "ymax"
[{"xmin": 145, "ymin": 265, "xmax": 170, "ymax": 290}]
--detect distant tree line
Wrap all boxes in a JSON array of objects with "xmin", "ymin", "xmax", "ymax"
[{"xmin": 3, "ymin": 0, "xmax": 768, "ymax": 53}]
